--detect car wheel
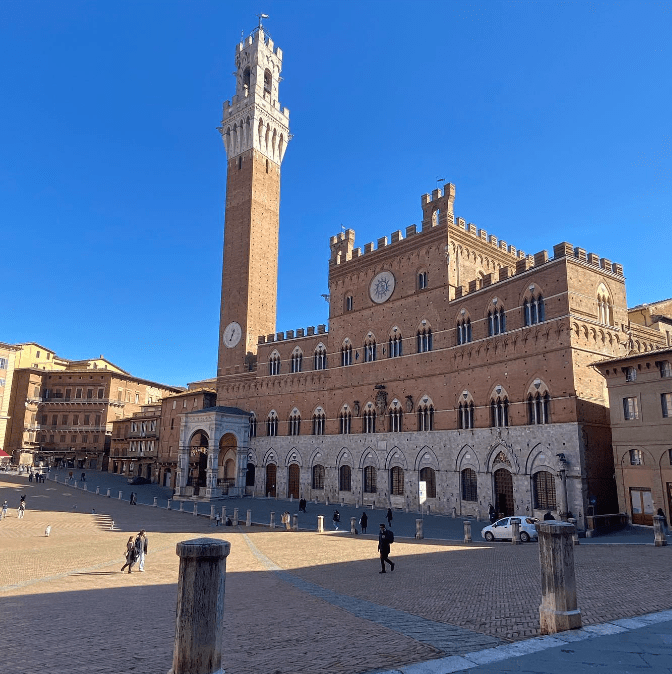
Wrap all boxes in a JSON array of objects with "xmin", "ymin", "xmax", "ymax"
[
  {"xmin": 520, "ymin": 532, "xmax": 530, "ymax": 543},
  {"xmin": 485, "ymin": 531, "xmax": 494, "ymax": 542}
]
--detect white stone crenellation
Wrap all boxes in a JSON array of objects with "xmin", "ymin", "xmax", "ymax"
[{"xmin": 219, "ymin": 29, "xmax": 290, "ymax": 165}]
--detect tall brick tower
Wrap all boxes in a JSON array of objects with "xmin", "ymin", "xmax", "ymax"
[{"xmin": 217, "ymin": 24, "xmax": 290, "ymax": 379}]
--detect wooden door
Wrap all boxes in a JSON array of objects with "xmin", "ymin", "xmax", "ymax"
[
  {"xmin": 630, "ymin": 488, "xmax": 653, "ymax": 525},
  {"xmin": 494, "ymin": 469, "xmax": 514, "ymax": 516},
  {"xmin": 288, "ymin": 464, "xmax": 300, "ymax": 499},
  {"xmin": 265, "ymin": 464, "xmax": 277, "ymax": 497}
]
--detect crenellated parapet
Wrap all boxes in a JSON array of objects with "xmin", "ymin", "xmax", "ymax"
[{"xmin": 258, "ymin": 324, "xmax": 328, "ymax": 345}]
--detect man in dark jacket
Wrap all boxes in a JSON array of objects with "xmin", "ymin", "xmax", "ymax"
[
  {"xmin": 135, "ymin": 530, "xmax": 148, "ymax": 572},
  {"xmin": 378, "ymin": 524, "xmax": 395, "ymax": 573}
]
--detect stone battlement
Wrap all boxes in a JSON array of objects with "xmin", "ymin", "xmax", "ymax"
[{"xmin": 257, "ymin": 324, "xmax": 328, "ymax": 345}]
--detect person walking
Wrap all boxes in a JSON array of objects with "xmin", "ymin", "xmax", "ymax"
[
  {"xmin": 488, "ymin": 503, "xmax": 497, "ymax": 524},
  {"xmin": 135, "ymin": 530, "xmax": 148, "ymax": 572},
  {"xmin": 386, "ymin": 508, "xmax": 393, "ymax": 528},
  {"xmin": 1, "ymin": 501, "xmax": 8, "ymax": 520},
  {"xmin": 17, "ymin": 501, "xmax": 25, "ymax": 519},
  {"xmin": 360, "ymin": 511, "xmax": 368, "ymax": 534},
  {"xmin": 333, "ymin": 509, "xmax": 341, "ymax": 530},
  {"xmin": 378, "ymin": 523, "xmax": 395, "ymax": 573},
  {"xmin": 121, "ymin": 536, "xmax": 137, "ymax": 573}
]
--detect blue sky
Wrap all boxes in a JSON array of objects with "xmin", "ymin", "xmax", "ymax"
[{"xmin": 1, "ymin": 0, "xmax": 670, "ymax": 387}]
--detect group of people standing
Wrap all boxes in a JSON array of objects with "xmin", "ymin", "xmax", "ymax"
[
  {"xmin": 0, "ymin": 498, "xmax": 25, "ymax": 520},
  {"xmin": 121, "ymin": 530, "xmax": 148, "ymax": 573}
]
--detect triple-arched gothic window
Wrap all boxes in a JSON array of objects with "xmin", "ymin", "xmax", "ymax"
[
  {"xmin": 389, "ymin": 400, "xmax": 403, "ymax": 432},
  {"xmin": 312, "ymin": 408, "xmax": 326, "ymax": 435},
  {"xmin": 457, "ymin": 317, "xmax": 472, "ymax": 344},
  {"xmin": 490, "ymin": 391, "xmax": 509, "ymax": 427},
  {"xmin": 341, "ymin": 339, "xmax": 353, "ymax": 366},
  {"xmin": 363, "ymin": 405, "xmax": 376, "ymax": 434},
  {"xmin": 417, "ymin": 399, "xmax": 434, "ymax": 431},
  {"xmin": 266, "ymin": 411, "xmax": 278, "ymax": 437},
  {"xmin": 314, "ymin": 344, "xmax": 327, "ymax": 371},
  {"xmin": 249, "ymin": 413, "xmax": 257, "ymax": 438},
  {"xmin": 524, "ymin": 291, "xmax": 545, "ymax": 326},
  {"xmin": 269, "ymin": 351, "xmax": 281, "ymax": 376},
  {"xmin": 388, "ymin": 329, "xmax": 403, "ymax": 358},
  {"xmin": 417, "ymin": 324, "xmax": 433, "ymax": 353},
  {"xmin": 488, "ymin": 306, "xmax": 506, "ymax": 336},
  {"xmin": 339, "ymin": 406, "xmax": 352, "ymax": 434},
  {"xmin": 527, "ymin": 391, "xmax": 551, "ymax": 424},
  {"xmin": 458, "ymin": 392, "xmax": 475, "ymax": 429},
  {"xmin": 364, "ymin": 334, "xmax": 377, "ymax": 362},
  {"xmin": 291, "ymin": 348, "xmax": 303, "ymax": 373},
  {"xmin": 288, "ymin": 409, "xmax": 301, "ymax": 436},
  {"xmin": 597, "ymin": 284, "xmax": 614, "ymax": 326}
]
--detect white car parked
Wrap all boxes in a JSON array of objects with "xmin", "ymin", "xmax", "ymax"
[{"xmin": 481, "ymin": 516, "xmax": 539, "ymax": 543}]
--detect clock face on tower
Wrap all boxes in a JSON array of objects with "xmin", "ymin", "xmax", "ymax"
[
  {"xmin": 223, "ymin": 321, "xmax": 242, "ymax": 348},
  {"xmin": 369, "ymin": 271, "xmax": 396, "ymax": 304}
]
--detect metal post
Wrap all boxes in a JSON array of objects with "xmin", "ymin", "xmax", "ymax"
[
  {"xmin": 415, "ymin": 518, "xmax": 424, "ymax": 539},
  {"xmin": 463, "ymin": 520, "xmax": 472, "ymax": 543},
  {"xmin": 169, "ymin": 538, "xmax": 230, "ymax": 674}
]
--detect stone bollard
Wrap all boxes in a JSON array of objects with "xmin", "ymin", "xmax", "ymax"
[
  {"xmin": 179, "ymin": 501, "xmax": 184, "ymax": 512},
  {"xmin": 463, "ymin": 520, "xmax": 472, "ymax": 543},
  {"xmin": 154, "ymin": 497, "xmax": 158, "ymax": 508},
  {"xmin": 118, "ymin": 491, "xmax": 123, "ymax": 500},
  {"xmin": 325, "ymin": 497, "xmax": 329, "ymax": 506},
  {"xmin": 221, "ymin": 506, "xmax": 226, "ymax": 522},
  {"xmin": 167, "ymin": 500, "xmax": 172, "ymax": 510},
  {"xmin": 232, "ymin": 508, "xmax": 238, "ymax": 526},
  {"xmin": 568, "ymin": 518, "xmax": 580, "ymax": 545},
  {"xmin": 106, "ymin": 488, "xmax": 111, "ymax": 498},
  {"xmin": 246, "ymin": 509, "xmax": 252, "ymax": 527},
  {"xmin": 169, "ymin": 538, "xmax": 230, "ymax": 674},
  {"xmin": 83, "ymin": 484, "xmax": 88, "ymax": 492},
  {"xmin": 653, "ymin": 515, "xmax": 668, "ymax": 547},
  {"xmin": 292, "ymin": 513, "xmax": 298, "ymax": 531},
  {"xmin": 317, "ymin": 515, "xmax": 324, "ymax": 533},
  {"xmin": 350, "ymin": 517, "xmax": 357, "ymax": 534},
  {"xmin": 290, "ymin": 495, "xmax": 293, "ymax": 502},
  {"xmin": 452, "ymin": 507, "xmax": 457, "ymax": 518},
  {"xmin": 96, "ymin": 486, "xmax": 100, "ymax": 495},
  {"xmin": 210, "ymin": 505, "xmax": 216, "ymax": 520},
  {"xmin": 415, "ymin": 518, "xmax": 424, "ymax": 539},
  {"xmin": 110, "ymin": 520, "xmax": 114, "ymax": 530},
  {"xmin": 193, "ymin": 503, "xmax": 198, "ymax": 517},
  {"xmin": 270, "ymin": 511, "xmax": 275, "ymax": 529},
  {"xmin": 511, "ymin": 519, "xmax": 522, "ymax": 545},
  {"xmin": 536, "ymin": 521, "xmax": 582, "ymax": 634}
]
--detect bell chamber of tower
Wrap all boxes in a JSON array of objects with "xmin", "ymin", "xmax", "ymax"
[{"xmin": 217, "ymin": 27, "xmax": 291, "ymax": 381}]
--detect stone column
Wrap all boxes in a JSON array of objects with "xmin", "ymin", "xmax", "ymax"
[
  {"xmin": 415, "ymin": 519, "xmax": 424, "ymax": 539},
  {"xmin": 511, "ymin": 519, "xmax": 521, "ymax": 545},
  {"xmin": 175, "ymin": 449, "xmax": 189, "ymax": 498},
  {"xmin": 221, "ymin": 506, "xmax": 227, "ymax": 522},
  {"xmin": 317, "ymin": 515, "xmax": 324, "ymax": 532},
  {"xmin": 246, "ymin": 509, "xmax": 252, "ymax": 526},
  {"xmin": 536, "ymin": 521, "xmax": 582, "ymax": 634},
  {"xmin": 232, "ymin": 508, "xmax": 238, "ymax": 526},
  {"xmin": 154, "ymin": 497, "xmax": 158, "ymax": 507},
  {"xmin": 210, "ymin": 505, "xmax": 216, "ymax": 520},
  {"xmin": 106, "ymin": 487, "xmax": 111, "ymax": 497},
  {"xmin": 96, "ymin": 486, "xmax": 100, "ymax": 495},
  {"xmin": 653, "ymin": 515, "xmax": 668, "ymax": 547},
  {"xmin": 269, "ymin": 511, "xmax": 275, "ymax": 529},
  {"xmin": 292, "ymin": 513, "xmax": 298, "ymax": 531},
  {"xmin": 463, "ymin": 520, "xmax": 472, "ymax": 543},
  {"xmin": 193, "ymin": 502, "xmax": 198, "ymax": 517},
  {"xmin": 168, "ymin": 538, "xmax": 230, "ymax": 674},
  {"xmin": 83, "ymin": 484, "xmax": 88, "ymax": 492},
  {"xmin": 179, "ymin": 501, "xmax": 184, "ymax": 512},
  {"xmin": 118, "ymin": 491, "xmax": 123, "ymax": 500},
  {"xmin": 350, "ymin": 517, "xmax": 357, "ymax": 534},
  {"xmin": 167, "ymin": 500, "xmax": 172, "ymax": 510},
  {"xmin": 557, "ymin": 468, "xmax": 568, "ymax": 521},
  {"xmin": 568, "ymin": 518, "xmax": 580, "ymax": 545}
]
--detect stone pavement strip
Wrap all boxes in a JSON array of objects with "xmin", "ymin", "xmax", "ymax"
[{"xmin": 1, "ymin": 472, "xmax": 672, "ymax": 674}]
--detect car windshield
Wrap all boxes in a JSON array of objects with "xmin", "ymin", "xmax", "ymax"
[{"xmin": 525, "ymin": 518, "xmax": 537, "ymax": 524}]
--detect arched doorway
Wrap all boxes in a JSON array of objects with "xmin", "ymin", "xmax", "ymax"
[
  {"xmin": 246, "ymin": 463, "xmax": 255, "ymax": 487},
  {"xmin": 494, "ymin": 469, "xmax": 514, "ymax": 516},
  {"xmin": 265, "ymin": 463, "xmax": 277, "ymax": 497},
  {"xmin": 218, "ymin": 433, "xmax": 237, "ymax": 494},
  {"xmin": 287, "ymin": 464, "xmax": 300, "ymax": 499},
  {"xmin": 189, "ymin": 431, "xmax": 209, "ymax": 494}
]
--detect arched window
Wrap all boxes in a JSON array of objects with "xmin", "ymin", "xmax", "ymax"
[
  {"xmin": 419, "ymin": 467, "xmax": 436, "ymax": 498},
  {"xmin": 527, "ymin": 391, "xmax": 551, "ymax": 424},
  {"xmin": 345, "ymin": 294, "xmax": 353, "ymax": 312},
  {"xmin": 242, "ymin": 66, "xmax": 251, "ymax": 89},
  {"xmin": 533, "ymin": 471, "xmax": 557, "ymax": 509},
  {"xmin": 457, "ymin": 317, "xmax": 472, "ymax": 344},
  {"xmin": 390, "ymin": 466, "xmax": 404, "ymax": 495},
  {"xmin": 249, "ymin": 413, "xmax": 257, "ymax": 438},
  {"xmin": 629, "ymin": 449, "xmax": 643, "ymax": 466},
  {"xmin": 388, "ymin": 400, "xmax": 403, "ymax": 432},
  {"xmin": 341, "ymin": 340, "xmax": 352, "ymax": 366},
  {"xmin": 363, "ymin": 465, "xmax": 377, "ymax": 493},
  {"xmin": 339, "ymin": 465, "xmax": 352, "ymax": 492},
  {"xmin": 490, "ymin": 391, "xmax": 509, "ymax": 427},
  {"xmin": 288, "ymin": 409, "xmax": 301, "ymax": 436},
  {"xmin": 314, "ymin": 344, "xmax": 327, "ymax": 371},
  {"xmin": 433, "ymin": 208, "xmax": 440, "ymax": 226},
  {"xmin": 339, "ymin": 406, "xmax": 351, "ymax": 434},
  {"xmin": 417, "ymin": 324, "xmax": 433, "ymax": 353},
  {"xmin": 364, "ymin": 334, "xmax": 377, "ymax": 362},
  {"xmin": 266, "ymin": 411, "xmax": 278, "ymax": 437},
  {"xmin": 524, "ymin": 291, "xmax": 545, "ymax": 326},
  {"xmin": 290, "ymin": 348, "xmax": 303, "ymax": 373},
  {"xmin": 418, "ymin": 270, "xmax": 428, "ymax": 290},
  {"xmin": 269, "ymin": 351, "xmax": 281, "ymax": 376},
  {"xmin": 263, "ymin": 68, "xmax": 272, "ymax": 94},
  {"xmin": 388, "ymin": 328, "xmax": 403, "ymax": 358},
  {"xmin": 597, "ymin": 284, "xmax": 614, "ymax": 326},
  {"xmin": 363, "ymin": 406, "xmax": 376, "ymax": 434},
  {"xmin": 312, "ymin": 408, "xmax": 325, "ymax": 435},
  {"xmin": 312, "ymin": 464, "xmax": 325, "ymax": 489},
  {"xmin": 458, "ymin": 392, "xmax": 475, "ymax": 430},
  {"xmin": 461, "ymin": 468, "xmax": 478, "ymax": 501},
  {"xmin": 417, "ymin": 399, "xmax": 434, "ymax": 431},
  {"xmin": 487, "ymin": 306, "xmax": 506, "ymax": 336}
]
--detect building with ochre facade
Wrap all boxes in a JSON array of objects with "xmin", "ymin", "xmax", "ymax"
[{"xmin": 172, "ymin": 26, "xmax": 667, "ymax": 529}]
